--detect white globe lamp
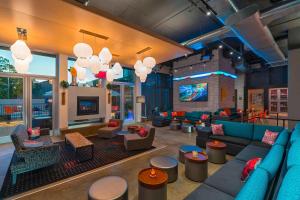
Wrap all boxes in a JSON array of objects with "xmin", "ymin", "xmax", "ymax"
[
  {"xmin": 99, "ymin": 47, "xmax": 112, "ymax": 64},
  {"xmin": 106, "ymin": 69, "xmax": 114, "ymax": 82},
  {"xmin": 76, "ymin": 57, "xmax": 90, "ymax": 68},
  {"xmin": 73, "ymin": 43, "xmax": 93, "ymax": 58},
  {"xmin": 143, "ymin": 57, "xmax": 156, "ymax": 68},
  {"xmin": 10, "ymin": 40, "xmax": 31, "ymax": 60},
  {"xmin": 76, "ymin": 67, "xmax": 86, "ymax": 81},
  {"xmin": 99, "ymin": 64, "xmax": 110, "ymax": 72},
  {"xmin": 89, "ymin": 55, "xmax": 101, "ymax": 74}
]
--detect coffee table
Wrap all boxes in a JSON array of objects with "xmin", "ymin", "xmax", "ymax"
[
  {"xmin": 206, "ymin": 140, "xmax": 227, "ymax": 164},
  {"xmin": 65, "ymin": 132, "xmax": 94, "ymax": 162},
  {"xmin": 184, "ymin": 152, "xmax": 208, "ymax": 182},
  {"xmin": 138, "ymin": 168, "xmax": 168, "ymax": 200}
]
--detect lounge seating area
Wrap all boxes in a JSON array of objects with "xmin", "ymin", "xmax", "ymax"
[{"xmin": 1, "ymin": 0, "xmax": 300, "ymax": 199}]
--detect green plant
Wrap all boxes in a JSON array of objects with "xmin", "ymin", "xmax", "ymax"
[
  {"xmin": 106, "ymin": 83, "xmax": 112, "ymax": 90},
  {"xmin": 60, "ymin": 80, "xmax": 69, "ymax": 89}
]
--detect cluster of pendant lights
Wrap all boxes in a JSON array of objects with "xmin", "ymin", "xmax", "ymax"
[
  {"xmin": 73, "ymin": 43, "xmax": 123, "ymax": 82},
  {"xmin": 134, "ymin": 57, "xmax": 156, "ymax": 82},
  {"xmin": 10, "ymin": 40, "xmax": 32, "ymax": 73}
]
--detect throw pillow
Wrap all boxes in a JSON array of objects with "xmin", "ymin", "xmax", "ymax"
[
  {"xmin": 220, "ymin": 111, "xmax": 228, "ymax": 117},
  {"xmin": 224, "ymin": 108, "xmax": 232, "ymax": 116},
  {"xmin": 211, "ymin": 124, "xmax": 224, "ymax": 135},
  {"xmin": 241, "ymin": 157, "xmax": 262, "ymax": 181},
  {"xmin": 108, "ymin": 121, "xmax": 118, "ymax": 127},
  {"xmin": 27, "ymin": 127, "xmax": 41, "ymax": 139},
  {"xmin": 262, "ymin": 129, "xmax": 279, "ymax": 145},
  {"xmin": 201, "ymin": 114, "xmax": 209, "ymax": 121},
  {"xmin": 138, "ymin": 128, "xmax": 148, "ymax": 137},
  {"xmin": 160, "ymin": 112, "xmax": 168, "ymax": 117}
]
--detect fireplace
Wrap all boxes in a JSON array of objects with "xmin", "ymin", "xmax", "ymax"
[{"xmin": 77, "ymin": 96, "xmax": 99, "ymax": 116}]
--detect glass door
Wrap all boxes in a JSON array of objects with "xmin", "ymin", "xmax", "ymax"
[
  {"xmin": 111, "ymin": 85, "xmax": 121, "ymax": 119},
  {"xmin": 124, "ymin": 85, "xmax": 134, "ymax": 122},
  {"xmin": 31, "ymin": 78, "xmax": 54, "ymax": 130},
  {"xmin": 0, "ymin": 76, "xmax": 24, "ymax": 138}
]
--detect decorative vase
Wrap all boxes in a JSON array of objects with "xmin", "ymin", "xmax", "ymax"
[{"xmin": 71, "ymin": 76, "xmax": 77, "ymax": 86}]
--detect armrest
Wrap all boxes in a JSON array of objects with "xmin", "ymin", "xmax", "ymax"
[{"xmin": 17, "ymin": 143, "xmax": 60, "ymax": 160}]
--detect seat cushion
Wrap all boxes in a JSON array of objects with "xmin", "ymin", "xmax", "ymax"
[
  {"xmin": 252, "ymin": 124, "xmax": 283, "ymax": 141},
  {"xmin": 209, "ymin": 135, "xmax": 251, "ymax": 146},
  {"xmin": 287, "ymin": 141, "xmax": 300, "ymax": 169},
  {"xmin": 258, "ymin": 144, "xmax": 285, "ymax": 180},
  {"xmin": 215, "ymin": 120, "xmax": 253, "ymax": 140},
  {"xmin": 124, "ymin": 134, "xmax": 142, "ymax": 141},
  {"xmin": 250, "ymin": 141, "xmax": 272, "ymax": 149},
  {"xmin": 184, "ymin": 184, "xmax": 234, "ymax": 200},
  {"xmin": 274, "ymin": 129, "xmax": 289, "ymax": 147},
  {"xmin": 236, "ymin": 144, "xmax": 269, "ymax": 162},
  {"xmin": 276, "ymin": 166, "xmax": 300, "ymax": 200},
  {"xmin": 204, "ymin": 159, "xmax": 246, "ymax": 197},
  {"xmin": 235, "ymin": 168, "xmax": 269, "ymax": 200}
]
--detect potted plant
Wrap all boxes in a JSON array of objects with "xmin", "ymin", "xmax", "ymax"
[{"xmin": 60, "ymin": 80, "xmax": 69, "ymax": 105}]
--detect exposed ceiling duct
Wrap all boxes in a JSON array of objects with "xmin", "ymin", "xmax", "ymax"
[
  {"xmin": 225, "ymin": 4, "xmax": 285, "ymax": 63},
  {"xmin": 183, "ymin": 0, "xmax": 300, "ymax": 63}
]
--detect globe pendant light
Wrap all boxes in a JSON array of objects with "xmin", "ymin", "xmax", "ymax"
[
  {"xmin": 143, "ymin": 57, "xmax": 156, "ymax": 68},
  {"xmin": 76, "ymin": 67, "xmax": 86, "ymax": 81},
  {"xmin": 106, "ymin": 69, "xmax": 114, "ymax": 82},
  {"xmin": 112, "ymin": 62, "xmax": 123, "ymax": 75},
  {"xmin": 75, "ymin": 57, "xmax": 90, "ymax": 68},
  {"xmin": 99, "ymin": 64, "xmax": 110, "ymax": 72},
  {"xmin": 14, "ymin": 58, "xmax": 30, "ymax": 73},
  {"xmin": 99, "ymin": 47, "xmax": 112, "ymax": 64},
  {"xmin": 134, "ymin": 60, "xmax": 143, "ymax": 70},
  {"xmin": 89, "ymin": 55, "xmax": 101, "ymax": 74},
  {"xmin": 10, "ymin": 40, "xmax": 31, "ymax": 60},
  {"xmin": 73, "ymin": 42, "xmax": 93, "ymax": 58}
]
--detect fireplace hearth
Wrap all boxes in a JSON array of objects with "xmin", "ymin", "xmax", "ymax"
[{"xmin": 77, "ymin": 96, "xmax": 99, "ymax": 116}]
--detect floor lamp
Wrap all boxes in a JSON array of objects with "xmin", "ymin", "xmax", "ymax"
[{"xmin": 136, "ymin": 96, "xmax": 146, "ymax": 121}]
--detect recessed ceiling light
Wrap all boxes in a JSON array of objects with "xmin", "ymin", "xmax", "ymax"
[
  {"xmin": 218, "ymin": 45, "xmax": 223, "ymax": 49},
  {"xmin": 206, "ymin": 11, "xmax": 212, "ymax": 16},
  {"xmin": 238, "ymin": 56, "xmax": 241, "ymax": 59},
  {"xmin": 230, "ymin": 51, "xmax": 233, "ymax": 55}
]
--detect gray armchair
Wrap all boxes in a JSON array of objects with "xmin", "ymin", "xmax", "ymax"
[
  {"xmin": 98, "ymin": 119, "xmax": 124, "ymax": 139},
  {"xmin": 10, "ymin": 125, "xmax": 60, "ymax": 185},
  {"xmin": 124, "ymin": 125, "xmax": 155, "ymax": 151}
]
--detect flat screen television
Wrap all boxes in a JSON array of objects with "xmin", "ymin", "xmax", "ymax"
[{"xmin": 179, "ymin": 83, "xmax": 208, "ymax": 102}]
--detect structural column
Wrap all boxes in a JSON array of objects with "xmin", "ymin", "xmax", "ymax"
[
  {"xmin": 288, "ymin": 27, "xmax": 300, "ymax": 128},
  {"xmin": 135, "ymin": 76, "xmax": 142, "ymax": 122}
]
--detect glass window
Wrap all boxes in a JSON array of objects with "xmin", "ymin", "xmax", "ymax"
[
  {"xmin": 115, "ymin": 68, "xmax": 134, "ymax": 83},
  {"xmin": 0, "ymin": 48, "xmax": 56, "ymax": 76}
]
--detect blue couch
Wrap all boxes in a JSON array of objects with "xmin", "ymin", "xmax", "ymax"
[{"xmin": 186, "ymin": 121, "xmax": 293, "ymax": 200}]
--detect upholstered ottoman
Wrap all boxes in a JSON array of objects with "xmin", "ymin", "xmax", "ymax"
[
  {"xmin": 182, "ymin": 124, "xmax": 194, "ymax": 133},
  {"xmin": 170, "ymin": 122, "xmax": 181, "ymax": 130},
  {"xmin": 150, "ymin": 156, "xmax": 178, "ymax": 183},
  {"xmin": 88, "ymin": 176, "xmax": 128, "ymax": 200},
  {"xmin": 184, "ymin": 152, "xmax": 208, "ymax": 182},
  {"xmin": 179, "ymin": 145, "xmax": 202, "ymax": 163}
]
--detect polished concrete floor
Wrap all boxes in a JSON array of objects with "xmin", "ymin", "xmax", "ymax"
[{"xmin": 0, "ymin": 125, "xmax": 232, "ymax": 200}]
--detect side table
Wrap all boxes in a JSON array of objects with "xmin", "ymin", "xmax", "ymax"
[
  {"xmin": 184, "ymin": 152, "xmax": 208, "ymax": 182},
  {"xmin": 206, "ymin": 140, "xmax": 227, "ymax": 164},
  {"xmin": 138, "ymin": 168, "xmax": 168, "ymax": 200}
]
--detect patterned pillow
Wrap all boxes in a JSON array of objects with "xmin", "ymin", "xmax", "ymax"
[
  {"xmin": 160, "ymin": 112, "xmax": 168, "ymax": 117},
  {"xmin": 201, "ymin": 114, "xmax": 209, "ymax": 121},
  {"xmin": 211, "ymin": 124, "xmax": 224, "ymax": 135},
  {"xmin": 27, "ymin": 127, "xmax": 40, "ymax": 139},
  {"xmin": 138, "ymin": 128, "xmax": 148, "ymax": 137},
  {"xmin": 241, "ymin": 157, "xmax": 261, "ymax": 181},
  {"xmin": 262, "ymin": 129, "xmax": 279, "ymax": 145},
  {"xmin": 220, "ymin": 111, "xmax": 228, "ymax": 117}
]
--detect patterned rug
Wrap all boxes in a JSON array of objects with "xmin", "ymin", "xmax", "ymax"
[{"xmin": 0, "ymin": 135, "xmax": 155, "ymax": 198}]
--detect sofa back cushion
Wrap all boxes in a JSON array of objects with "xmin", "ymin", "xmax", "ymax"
[
  {"xmin": 290, "ymin": 129, "xmax": 300, "ymax": 144},
  {"xmin": 276, "ymin": 166, "xmax": 300, "ymax": 200},
  {"xmin": 10, "ymin": 124, "xmax": 29, "ymax": 150},
  {"xmin": 275, "ymin": 129, "xmax": 289, "ymax": 147},
  {"xmin": 235, "ymin": 168, "xmax": 269, "ymax": 200},
  {"xmin": 258, "ymin": 144, "xmax": 285, "ymax": 180},
  {"xmin": 287, "ymin": 141, "xmax": 300, "ymax": 169},
  {"xmin": 252, "ymin": 124, "xmax": 283, "ymax": 141},
  {"xmin": 296, "ymin": 122, "xmax": 300, "ymax": 130},
  {"xmin": 215, "ymin": 120, "xmax": 253, "ymax": 139}
]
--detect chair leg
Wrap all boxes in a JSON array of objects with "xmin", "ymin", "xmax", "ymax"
[{"xmin": 12, "ymin": 174, "xmax": 17, "ymax": 185}]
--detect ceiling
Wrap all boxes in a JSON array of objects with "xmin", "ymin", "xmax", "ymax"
[{"xmin": 0, "ymin": 0, "xmax": 192, "ymax": 67}]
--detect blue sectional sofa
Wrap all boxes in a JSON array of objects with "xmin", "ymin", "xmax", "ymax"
[{"xmin": 186, "ymin": 121, "xmax": 296, "ymax": 200}]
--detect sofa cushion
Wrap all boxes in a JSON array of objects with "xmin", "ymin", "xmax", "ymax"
[
  {"xmin": 236, "ymin": 144, "xmax": 269, "ymax": 162},
  {"xmin": 210, "ymin": 135, "xmax": 251, "ymax": 146},
  {"xmin": 261, "ymin": 129, "xmax": 279, "ymax": 145},
  {"xmin": 252, "ymin": 124, "xmax": 283, "ymax": 141},
  {"xmin": 290, "ymin": 129, "xmax": 300, "ymax": 144},
  {"xmin": 276, "ymin": 166, "xmax": 300, "ymax": 200},
  {"xmin": 124, "ymin": 134, "xmax": 142, "ymax": 141},
  {"xmin": 211, "ymin": 124, "xmax": 224, "ymax": 135},
  {"xmin": 274, "ymin": 129, "xmax": 289, "ymax": 146},
  {"xmin": 204, "ymin": 159, "xmax": 246, "ymax": 197},
  {"xmin": 184, "ymin": 184, "xmax": 234, "ymax": 200},
  {"xmin": 236, "ymin": 168, "xmax": 269, "ymax": 200},
  {"xmin": 287, "ymin": 141, "xmax": 300, "ymax": 169},
  {"xmin": 215, "ymin": 120, "xmax": 253, "ymax": 140},
  {"xmin": 250, "ymin": 141, "xmax": 272, "ymax": 149},
  {"xmin": 258, "ymin": 144, "xmax": 285, "ymax": 180}
]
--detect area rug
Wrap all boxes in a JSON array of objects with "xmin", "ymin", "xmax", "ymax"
[{"xmin": 0, "ymin": 135, "xmax": 155, "ymax": 198}]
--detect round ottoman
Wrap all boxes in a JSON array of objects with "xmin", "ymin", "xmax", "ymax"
[
  {"xmin": 206, "ymin": 140, "xmax": 227, "ymax": 164},
  {"xmin": 184, "ymin": 152, "xmax": 208, "ymax": 182},
  {"xmin": 88, "ymin": 176, "xmax": 128, "ymax": 200},
  {"xmin": 150, "ymin": 156, "xmax": 178, "ymax": 183},
  {"xmin": 179, "ymin": 145, "xmax": 202, "ymax": 163}
]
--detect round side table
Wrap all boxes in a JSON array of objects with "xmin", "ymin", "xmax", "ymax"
[
  {"xmin": 88, "ymin": 176, "xmax": 128, "ymax": 200},
  {"xmin": 138, "ymin": 168, "xmax": 168, "ymax": 200},
  {"xmin": 179, "ymin": 145, "xmax": 202, "ymax": 163},
  {"xmin": 184, "ymin": 152, "xmax": 208, "ymax": 182},
  {"xmin": 170, "ymin": 122, "xmax": 181, "ymax": 130},
  {"xmin": 206, "ymin": 140, "xmax": 227, "ymax": 164},
  {"xmin": 150, "ymin": 156, "xmax": 178, "ymax": 183}
]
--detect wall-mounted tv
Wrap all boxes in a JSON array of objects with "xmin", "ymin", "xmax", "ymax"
[{"xmin": 179, "ymin": 83, "xmax": 208, "ymax": 102}]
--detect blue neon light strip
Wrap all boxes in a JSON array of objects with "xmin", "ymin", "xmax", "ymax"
[{"xmin": 173, "ymin": 70, "xmax": 237, "ymax": 81}]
